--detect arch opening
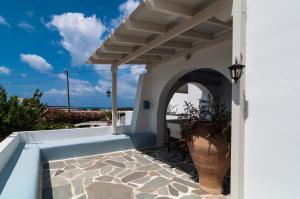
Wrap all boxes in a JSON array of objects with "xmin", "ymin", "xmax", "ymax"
[
  {"xmin": 157, "ymin": 68, "xmax": 232, "ymax": 142},
  {"xmin": 157, "ymin": 68, "xmax": 232, "ymax": 195}
]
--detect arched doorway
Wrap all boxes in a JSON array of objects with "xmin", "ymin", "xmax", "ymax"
[
  {"xmin": 157, "ymin": 68, "xmax": 232, "ymax": 145},
  {"xmin": 156, "ymin": 68, "xmax": 232, "ymax": 195}
]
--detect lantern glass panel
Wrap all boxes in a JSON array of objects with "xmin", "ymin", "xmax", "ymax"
[
  {"xmin": 231, "ymin": 68, "xmax": 236, "ymax": 79},
  {"xmin": 235, "ymin": 69, "xmax": 240, "ymax": 79}
]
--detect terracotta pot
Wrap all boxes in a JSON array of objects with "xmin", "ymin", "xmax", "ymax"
[{"xmin": 187, "ymin": 123, "xmax": 230, "ymax": 195}]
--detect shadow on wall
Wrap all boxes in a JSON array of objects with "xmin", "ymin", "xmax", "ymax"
[{"xmin": 0, "ymin": 144, "xmax": 25, "ymax": 194}]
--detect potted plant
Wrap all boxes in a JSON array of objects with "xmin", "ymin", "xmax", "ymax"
[{"xmin": 180, "ymin": 99, "xmax": 231, "ymax": 194}]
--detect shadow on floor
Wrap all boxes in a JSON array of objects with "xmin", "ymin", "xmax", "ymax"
[
  {"xmin": 137, "ymin": 146, "xmax": 231, "ymax": 195},
  {"xmin": 42, "ymin": 162, "xmax": 54, "ymax": 199}
]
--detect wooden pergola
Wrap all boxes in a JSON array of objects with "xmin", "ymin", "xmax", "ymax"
[{"xmin": 88, "ymin": 0, "xmax": 233, "ymax": 134}]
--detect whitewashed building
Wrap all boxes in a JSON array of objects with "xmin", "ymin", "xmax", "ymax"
[
  {"xmin": 87, "ymin": 0, "xmax": 300, "ymax": 198},
  {"xmin": 167, "ymin": 83, "xmax": 210, "ymax": 115},
  {"xmin": 0, "ymin": 1, "xmax": 299, "ymax": 199}
]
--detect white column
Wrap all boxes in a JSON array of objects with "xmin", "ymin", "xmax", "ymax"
[
  {"xmin": 111, "ymin": 65, "xmax": 117, "ymax": 134},
  {"xmin": 231, "ymin": 0, "xmax": 246, "ymax": 199}
]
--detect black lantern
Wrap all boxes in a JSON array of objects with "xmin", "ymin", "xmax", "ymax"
[
  {"xmin": 106, "ymin": 89, "xmax": 111, "ymax": 98},
  {"xmin": 228, "ymin": 58, "xmax": 245, "ymax": 83}
]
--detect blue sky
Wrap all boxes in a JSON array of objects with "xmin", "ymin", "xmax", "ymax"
[{"xmin": 0, "ymin": 0, "xmax": 145, "ymax": 107}]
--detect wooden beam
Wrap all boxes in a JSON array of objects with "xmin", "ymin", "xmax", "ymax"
[
  {"xmin": 137, "ymin": 55, "xmax": 162, "ymax": 61},
  {"xmin": 151, "ymin": 32, "xmax": 232, "ymax": 68},
  {"xmin": 99, "ymin": 45, "xmax": 135, "ymax": 53},
  {"xmin": 127, "ymin": 60, "xmax": 151, "ymax": 64},
  {"xmin": 146, "ymin": 48, "xmax": 175, "ymax": 56},
  {"xmin": 115, "ymin": 0, "xmax": 230, "ymax": 66},
  {"xmin": 110, "ymin": 34, "xmax": 148, "ymax": 45},
  {"xmin": 94, "ymin": 53, "xmax": 125, "ymax": 60},
  {"xmin": 124, "ymin": 18, "xmax": 166, "ymax": 34},
  {"xmin": 94, "ymin": 47, "xmax": 174, "ymax": 62},
  {"xmin": 111, "ymin": 33, "xmax": 191, "ymax": 49},
  {"xmin": 205, "ymin": 17, "xmax": 232, "ymax": 29},
  {"xmin": 180, "ymin": 30, "xmax": 213, "ymax": 40},
  {"xmin": 161, "ymin": 41, "xmax": 191, "ymax": 49},
  {"xmin": 125, "ymin": 19, "xmax": 213, "ymax": 40},
  {"xmin": 145, "ymin": 0, "xmax": 195, "ymax": 19},
  {"xmin": 89, "ymin": 58, "xmax": 117, "ymax": 64}
]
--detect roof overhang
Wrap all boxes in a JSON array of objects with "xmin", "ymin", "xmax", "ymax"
[{"xmin": 88, "ymin": 0, "xmax": 233, "ymax": 67}]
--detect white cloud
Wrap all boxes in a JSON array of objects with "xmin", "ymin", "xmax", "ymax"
[
  {"xmin": 46, "ymin": 66, "xmax": 146, "ymax": 99},
  {"xmin": 0, "ymin": 66, "xmax": 11, "ymax": 75},
  {"xmin": 20, "ymin": 53, "xmax": 53, "ymax": 72},
  {"xmin": 43, "ymin": 1, "xmax": 143, "ymax": 100},
  {"xmin": 95, "ymin": 65, "xmax": 146, "ymax": 99},
  {"xmin": 46, "ymin": 88, "xmax": 66, "ymax": 95},
  {"xmin": 0, "ymin": 15, "xmax": 10, "ymax": 27},
  {"xmin": 127, "ymin": 65, "xmax": 147, "ymax": 81},
  {"xmin": 118, "ymin": 65, "xmax": 146, "ymax": 98},
  {"xmin": 56, "ymin": 73, "xmax": 98, "ymax": 96},
  {"xmin": 94, "ymin": 64, "xmax": 111, "ymax": 77},
  {"xmin": 111, "ymin": 0, "xmax": 140, "ymax": 32},
  {"xmin": 120, "ymin": 0, "xmax": 140, "ymax": 16},
  {"xmin": 94, "ymin": 1, "xmax": 143, "ymax": 99},
  {"xmin": 18, "ymin": 22, "xmax": 35, "ymax": 32},
  {"xmin": 47, "ymin": 13, "xmax": 106, "ymax": 66}
]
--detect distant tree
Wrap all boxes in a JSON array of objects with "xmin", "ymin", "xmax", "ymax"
[
  {"xmin": 0, "ymin": 86, "xmax": 115, "ymax": 141},
  {"xmin": 0, "ymin": 86, "xmax": 8, "ymax": 138},
  {"xmin": 0, "ymin": 87, "xmax": 46, "ymax": 140}
]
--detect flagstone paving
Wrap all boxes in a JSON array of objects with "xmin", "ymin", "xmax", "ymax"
[{"xmin": 41, "ymin": 147, "xmax": 230, "ymax": 199}]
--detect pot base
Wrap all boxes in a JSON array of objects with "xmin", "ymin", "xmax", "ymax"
[{"xmin": 200, "ymin": 184, "xmax": 223, "ymax": 195}]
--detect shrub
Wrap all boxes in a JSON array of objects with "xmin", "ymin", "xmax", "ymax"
[
  {"xmin": 179, "ymin": 99, "xmax": 231, "ymax": 141},
  {"xmin": 0, "ymin": 85, "xmax": 113, "ymax": 141},
  {"xmin": 43, "ymin": 109, "xmax": 112, "ymax": 124},
  {"xmin": 35, "ymin": 122, "xmax": 74, "ymax": 130},
  {"xmin": 0, "ymin": 87, "xmax": 45, "ymax": 140}
]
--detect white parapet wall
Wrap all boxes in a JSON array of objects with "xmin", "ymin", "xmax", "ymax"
[
  {"xmin": 19, "ymin": 127, "xmax": 113, "ymax": 143},
  {"xmin": 19, "ymin": 126, "xmax": 132, "ymax": 144},
  {"xmin": 0, "ymin": 133, "xmax": 20, "ymax": 174},
  {"xmin": 245, "ymin": 0, "xmax": 300, "ymax": 199},
  {"xmin": 0, "ymin": 126, "xmax": 132, "ymax": 168}
]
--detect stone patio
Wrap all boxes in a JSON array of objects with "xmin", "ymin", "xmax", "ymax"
[{"xmin": 41, "ymin": 147, "xmax": 230, "ymax": 199}]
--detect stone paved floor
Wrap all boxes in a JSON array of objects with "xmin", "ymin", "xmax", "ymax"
[{"xmin": 42, "ymin": 147, "xmax": 230, "ymax": 199}]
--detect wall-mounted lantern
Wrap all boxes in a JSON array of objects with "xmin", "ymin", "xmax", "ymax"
[
  {"xmin": 228, "ymin": 58, "xmax": 245, "ymax": 83},
  {"xmin": 106, "ymin": 88, "xmax": 111, "ymax": 98}
]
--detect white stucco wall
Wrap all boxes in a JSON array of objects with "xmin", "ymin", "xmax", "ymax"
[
  {"xmin": 245, "ymin": 0, "xmax": 300, "ymax": 198},
  {"xmin": 132, "ymin": 40, "xmax": 232, "ymax": 145},
  {"xmin": 168, "ymin": 83, "xmax": 206, "ymax": 114},
  {"xmin": 118, "ymin": 111, "xmax": 133, "ymax": 126}
]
